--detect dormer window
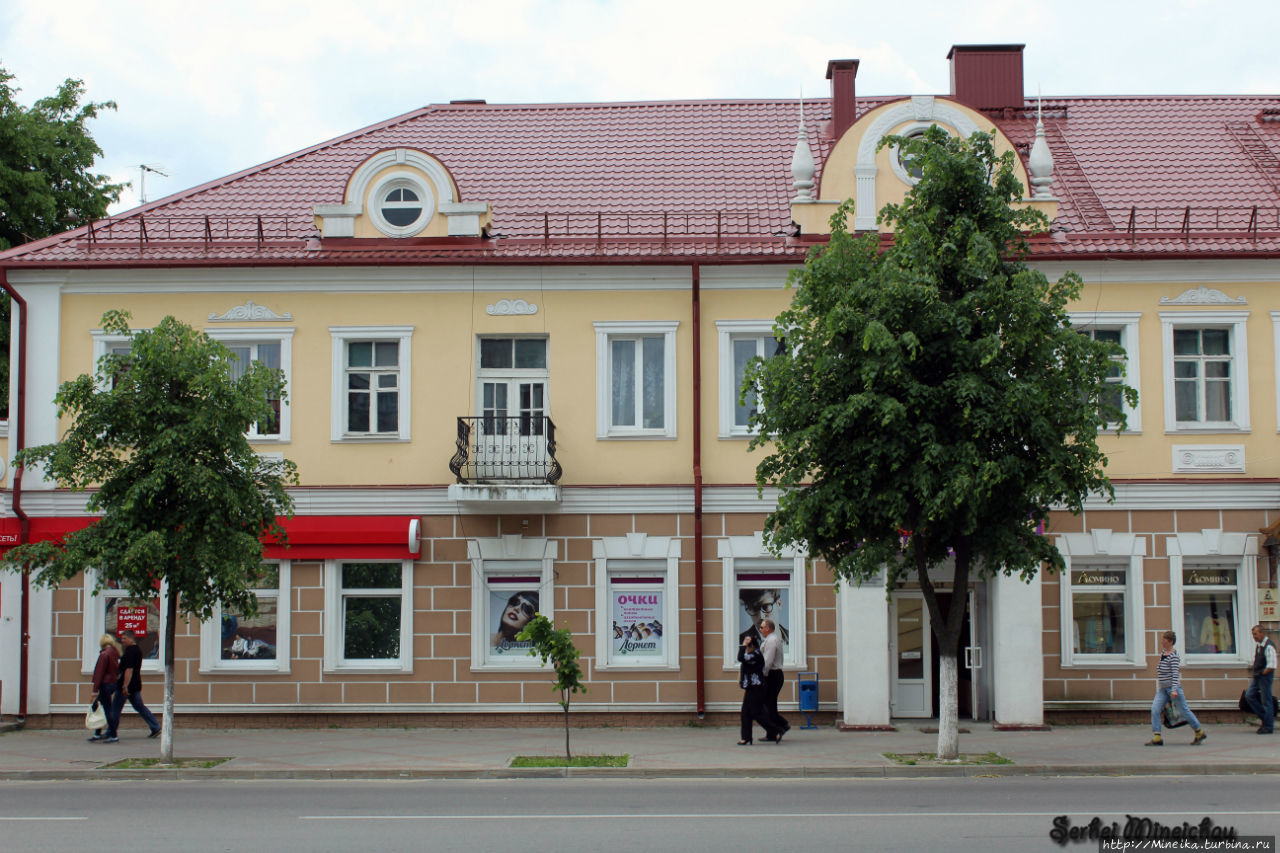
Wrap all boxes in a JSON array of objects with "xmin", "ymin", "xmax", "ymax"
[
  {"xmin": 890, "ymin": 125, "xmax": 934, "ymax": 185},
  {"xmin": 368, "ymin": 172, "xmax": 434, "ymax": 237},
  {"xmin": 381, "ymin": 187, "xmax": 422, "ymax": 227}
]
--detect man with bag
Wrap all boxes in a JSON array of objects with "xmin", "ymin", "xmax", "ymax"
[
  {"xmin": 1146, "ymin": 630, "xmax": 1207, "ymax": 746},
  {"xmin": 112, "ymin": 629, "xmax": 162, "ymax": 738},
  {"xmin": 1244, "ymin": 624, "xmax": 1276, "ymax": 735}
]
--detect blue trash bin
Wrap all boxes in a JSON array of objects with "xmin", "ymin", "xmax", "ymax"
[{"xmin": 798, "ymin": 671, "xmax": 819, "ymax": 728}]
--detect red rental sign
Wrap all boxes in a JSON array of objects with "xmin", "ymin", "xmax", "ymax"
[{"xmin": 116, "ymin": 606, "xmax": 148, "ymax": 636}]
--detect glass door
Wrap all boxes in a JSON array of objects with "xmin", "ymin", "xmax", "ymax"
[{"xmin": 890, "ymin": 593, "xmax": 931, "ymax": 718}]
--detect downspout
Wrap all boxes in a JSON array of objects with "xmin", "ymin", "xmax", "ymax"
[
  {"xmin": 0, "ymin": 269, "xmax": 30, "ymax": 726},
  {"xmin": 691, "ymin": 264, "xmax": 705, "ymax": 717}
]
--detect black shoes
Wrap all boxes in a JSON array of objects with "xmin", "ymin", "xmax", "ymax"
[{"xmin": 148, "ymin": 728, "xmax": 162, "ymax": 738}]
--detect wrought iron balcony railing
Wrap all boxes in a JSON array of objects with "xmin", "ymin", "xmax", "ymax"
[{"xmin": 449, "ymin": 416, "xmax": 563, "ymax": 485}]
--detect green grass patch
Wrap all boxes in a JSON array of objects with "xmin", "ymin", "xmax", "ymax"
[
  {"xmin": 510, "ymin": 754, "xmax": 629, "ymax": 768},
  {"xmin": 883, "ymin": 751, "xmax": 1012, "ymax": 766},
  {"xmin": 101, "ymin": 756, "xmax": 230, "ymax": 770}
]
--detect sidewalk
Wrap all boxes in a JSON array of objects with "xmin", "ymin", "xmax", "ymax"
[{"xmin": 2, "ymin": 719, "xmax": 1278, "ymax": 779}]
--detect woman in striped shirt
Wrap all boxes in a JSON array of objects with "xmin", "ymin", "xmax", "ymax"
[{"xmin": 1148, "ymin": 630, "xmax": 1208, "ymax": 746}]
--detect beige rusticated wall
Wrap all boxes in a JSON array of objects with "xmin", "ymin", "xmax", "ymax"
[
  {"xmin": 48, "ymin": 511, "xmax": 840, "ymax": 716},
  {"xmin": 1041, "ymin": 506, "xmax": 1276, "ymax": 708}
]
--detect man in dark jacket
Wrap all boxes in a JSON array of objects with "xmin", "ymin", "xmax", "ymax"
[
  {"xmin": 1245, "ymin": 624, "xmax": 1276, "ymax": 734},
  {"xmin": 112, "ymin": 630, "xmax": 161, "ymax": 738}
]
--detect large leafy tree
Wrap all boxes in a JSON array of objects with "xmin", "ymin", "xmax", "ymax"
[
  {"xmin": 0, "ymin": 65, "xmax": 124, "ymax": 414},
  {"xmin": 0, "ymin": 311, "xmax": 297, "ymax": 762},
  {"xmin": 747, "ymin": 128, "xmax": 1134, "ymax": 758}
]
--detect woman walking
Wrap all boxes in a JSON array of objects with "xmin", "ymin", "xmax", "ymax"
[
  {"xmin": 1147, "ymin": 630, "xmax": 1207, "ymax": 746},
  {"xmin": 736, "ymin": 634, "xmax": 779, "ymax": 745},
  {"xmin": 88, "ymin": 634, "xmax": 122, "ymax": 744}
]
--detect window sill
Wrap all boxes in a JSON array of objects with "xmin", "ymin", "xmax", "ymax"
[
  {"xmin": 597, "ymin": 432, "xmax": 677, "ymax": 441},
  {"xmin": 200, "ymin": 664, "xmax": 291, "ymax": 675},
  {"xmin": 471, "ymin": 662, "xmax": 549, "ymax": 673},
  {"xmin": 595, "ymin": 662, "xmax": 681, "ymax": 672},
  {"xmin": 1182, "ymin": 656, "xmax": 1250, "ymax": 668},
  {"xmin": 1166, "ymin": 426, "xmax": 1250, "ymax": 435},
  {"xmin": 331, "ymin": 435, "xmax": 411, "ymax": 444},
  {"xmin": 324, "ymin": 661, "xmax": 413, "ymax": 674},
  {"xmin": 1059, "ymin": 659, "xmax": 1145, "ymax": 669}
]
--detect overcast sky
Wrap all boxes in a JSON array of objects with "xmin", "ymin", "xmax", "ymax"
[{"xmin": 3, "ymin": 0, "xmax": 1278, "ymax": 213}]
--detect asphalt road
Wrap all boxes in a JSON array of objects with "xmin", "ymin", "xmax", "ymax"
[{"xmin": 1, "ymin": 776, "xmax": 1276, "ymax": 852}]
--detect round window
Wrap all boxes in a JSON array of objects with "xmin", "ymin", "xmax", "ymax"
[
  {"xmin": 381, "ymin": 187, "xmax": 422, "ymax": 227},
  {"xmin": 368, "ymin": 172, "xmax": 435, "ymax": 237}
]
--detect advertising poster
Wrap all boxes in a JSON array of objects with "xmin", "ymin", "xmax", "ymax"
[
  {"xmin": 737, "ymin": 587, "xmax": 790, "ymax": 647},
  {"xmin": 610, "ymin": 586, "xmax": 663, "ymax": 657},
  {"xmin": 490, "ymin": 589, "xmax": 538, "ymax": 656}
]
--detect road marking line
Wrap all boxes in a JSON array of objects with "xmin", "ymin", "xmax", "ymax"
[{"xmin": 0, "ymin": 817, "xmax": 88, "ymax": 821}]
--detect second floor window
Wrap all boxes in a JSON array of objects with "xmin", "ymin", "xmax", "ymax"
[
  {"xmin": 346, "ymin": 340, "xmax": 399, "ymax": 435},
  {"xmin": 1173, "ymin": 328, "xmax": 1232, "ymax": 424},
  {"xmin": 227, "ymin": 342, "xmax": 283, "ymax": 439}
]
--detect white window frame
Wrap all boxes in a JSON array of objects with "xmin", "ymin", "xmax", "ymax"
[
  {"xmin": 329, "ymin": 326, "xmax": 413, "ymax": 441},
  {"xmin": 716, "ymin": 320, "xmax": 783, "ymax": 438},
  {"xmin": 207, "ymin": 327, "xmax": 295, "ymax": 442},
  {"xmin": 1069, "ymin": 312, "xmax": 1142, "ymax": 433},
  {"xmin": 1160, "ymin": 310, "xmax": 1249, "ymax": 433},
  {"xmin": 199, "ymin": 561, "xmax": 291, "ymax": 674},
  {"xmin": 594, "ymin": 321, "xmax": 678, "ymax": 439},
  {"xmin": 368, "ymin": 171, "xmax": 435, "ymax": 237},
  {"xmin": 1269, "ymin": 310, "xmax": 1280, "ymax": 434},
  {"xmin": 468, "ymin": 536, "xmax": 558, "ymax": 671},
  {"xmin": 81, "ymin": 570, "xmax": 167, "ymax": 675},
  {"xmin": 1168, "ymin": 529, "xmax": 1258, "ymax": 668},
  {"xmin": 719, "ymin": 533, "xmax": 807, "ymax": 670},
  {"xmin": 1056, "ymin": 530, "xmax": 1146, "ymax": 668},
  {"xmin": 323, "ymin": 559, "xmax": 414, "ymax": 673},
  {"xmin": 90, "ymin": 330, "xmax": 135, "ymax": 391},
  {"xmin": 593, "ymin": 534, "xmax": 681, "ymax": 671}
]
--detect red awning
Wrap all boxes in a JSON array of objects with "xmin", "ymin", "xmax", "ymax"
[
  {"xmin": 0, "ymin": 516, "xmax": 98, "ymax": 554},
  {"xmin": 263, "ymin": 515, "xmax": 421, "ymax": 560},
  {"xmin": 1, "ymin": 515, "xmax": 421, "ymax": 560}
]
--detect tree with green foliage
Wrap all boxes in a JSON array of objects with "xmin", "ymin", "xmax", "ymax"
[
  {"xmin": 746, "ymin": 127, "xmax": 1134, "ymax": 759},
  {"xmin": 0, "ymin": 65, "xmax": 124, "ymax": 414},
  {"xmin": 517, "ymin": 614, "xmax": 586, "ymax": 761},
  {"xmin": 0, "ymin": 311, "xmax": 297, "ymax": 762}
]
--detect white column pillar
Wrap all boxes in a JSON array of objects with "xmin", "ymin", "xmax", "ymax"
[
  {"xmin": 11, "ymin": 275, "xmax": 64, "ymax": 489},
  {"xmin": 990, "ymin": 571, "xmax": 1044, "ymax": 726},
  {"xmin": 836, "ymin": 577, "xmax": 891, "ymax": 726}
]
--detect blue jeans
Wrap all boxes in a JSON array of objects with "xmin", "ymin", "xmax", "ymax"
[
  {"xmin": 94, "ymin": 683, "xmax": 120, "ymax": 737},
  {"xmin": 111, "ymin": 687, "xmax": 160, "ymax": 733},
  {"xmin": 1150, "ymin": 686, "xmax": 1200, "ymax": 733},
  {"xmin": 1245, "ymin": 671, "xmax": 1275, "ymax": 731}
]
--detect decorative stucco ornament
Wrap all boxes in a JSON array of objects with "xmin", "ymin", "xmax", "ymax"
[
  {"xmin": 486, "ymin": 298, "xmax": 539, "ymax": 316},
  {"xmin": 208, "ymin": 301, "xmax": 293, "ymax": 322},
  {"xmin": 1159, "ymin": 286, "xmax": 1246, "ymax": 305}
]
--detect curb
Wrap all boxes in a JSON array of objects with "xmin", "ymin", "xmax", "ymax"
[{"xmin": 1, "ymin": 763, "xmax": 1277, "ymax": 782}]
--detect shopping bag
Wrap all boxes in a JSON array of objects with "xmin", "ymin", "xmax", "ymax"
[
  {"xmin": 85, "ymin": 700, "xmax": 106, "ymax": 730},
  {"xmin": 1162, "ymin": 701, "xmax": 1189, "ymax": 728}
]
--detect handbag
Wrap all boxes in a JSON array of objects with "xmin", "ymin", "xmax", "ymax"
[
  {"xmin": 1161, "ymin": 700, "xmax": 1189, "ymax": 728},
  {"xmin": 85, "ymin": 700, "xmax": 106, "ymax": 730}
]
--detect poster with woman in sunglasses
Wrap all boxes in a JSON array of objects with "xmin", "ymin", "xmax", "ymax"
[{"xmin": 491, "ymin": 591, "xmax": 539, "ymax": 654}]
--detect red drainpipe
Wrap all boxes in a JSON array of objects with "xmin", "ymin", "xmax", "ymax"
[
  {"xmin": 691, "ymin": 264, "xmax": 705, "ymax": 717},
  {"xmin": 0, "ymin": 269, "xmax": 31, "ymax": 724}
]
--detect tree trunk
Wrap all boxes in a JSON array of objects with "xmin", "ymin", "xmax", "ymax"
[
  {"xmin": 936, "ymin": 651, "xmax": 959, "ymax": 759},
  {"xmin": 562, "ymin": 691, "xmax": 571, "ymax": 762},
  {"xmin": 916, "ymin": 540, "xmax": 972, "ymax": 761},
  {"xmin": 160, "ymin": 587, "xmax": 177, "ymax": 764}
]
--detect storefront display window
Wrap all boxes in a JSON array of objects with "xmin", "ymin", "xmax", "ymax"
[
  {"xmin": 593, "ymin": 536, "xmax": 681, "ymax": 670},
  {"xmin": 719, "ymin": 535, "xmax": 806, "ymax": 670},
  {"xmin": 1167, "ymin": 530, "xmax": 1258, "ymax": 667},
  {"xmin": 469, "ymin": 536, "xmax": 557, "ymax": 670},
  {"xmin": 199, "ymin": 562, "xmax": 290, "ymax": 673},
  {"xmin": 1056, "ymin": 531, "xmax": 1145, "ymax": 667}
]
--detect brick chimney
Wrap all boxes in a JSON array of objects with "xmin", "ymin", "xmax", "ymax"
[
  {"xmin": 948, "ymin": 44, "xmax": 1025, "ymax": 110},
  {"xmin": 826, "ymin": 59, "xmax": 859, "ymax": 137}
]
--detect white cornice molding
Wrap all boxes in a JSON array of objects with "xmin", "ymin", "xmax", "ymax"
[
  {"xmin": 208, "ymin": 300, "xmax": 293, "ymax": 322},
  {"xmin": 12, "ymin": 481, "xmax": 1280, "ymax": 519},
  {"xmin": 1029, "ymin": 259, "xmax": 1280, "ymax": 284}
]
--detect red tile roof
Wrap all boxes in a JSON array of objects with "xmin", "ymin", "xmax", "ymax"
[{"xmin": 3, "ymin": 94, "xmax": 1279, "ymax": 267}]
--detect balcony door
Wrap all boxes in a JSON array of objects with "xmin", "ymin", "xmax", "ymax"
[{"xmin": 476, "ymin": 338, "xmax": 549, "ymax": 482}]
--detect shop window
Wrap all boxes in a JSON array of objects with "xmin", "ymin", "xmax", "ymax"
[
  {"xmin": 468, "ymin": 536, "xmax": 557, "ymax": 670},
  {"xmin": 718, "ymin": 535, "xmax": 807, "ymax": 670},
  {"xmin": 592, "ymin": 535, "xmax": 681, "ymax": 670},
  {"xmin": 1057, "ymin": 531, "xmax": 1145, "ymax": 667},
  {"xmin": 1168, "ymin": 529, "xmax": 1258, "ymax": 666},
  {"xmin": 323, "ymin": 560, "xmax": 413, "ymax": 672},
  {"xmin": 81, "ymin": 571, "xmax": 165, "ymax": 674},
  {"xmin": 199, "ymin": 562, "xmax": 290, "ymax": 673}
]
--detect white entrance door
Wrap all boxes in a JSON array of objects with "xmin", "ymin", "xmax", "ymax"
[{"xmin": 890, "ymin": 593, "xmax": 931, "ymax": 717}]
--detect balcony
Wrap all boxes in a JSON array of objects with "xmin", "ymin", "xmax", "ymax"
[{"xmin": 447, "ymin": 415, "xmax": 562, "ymax": 508}]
